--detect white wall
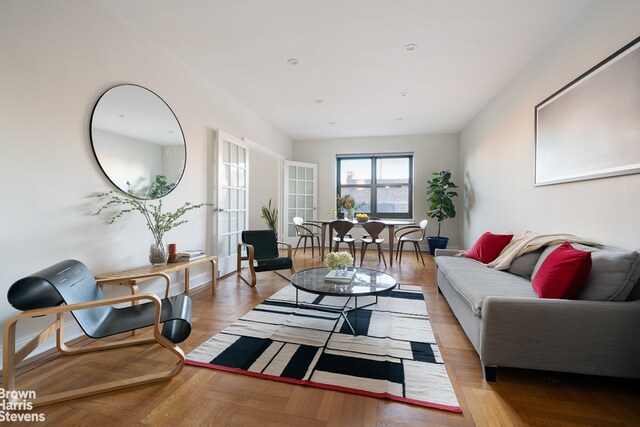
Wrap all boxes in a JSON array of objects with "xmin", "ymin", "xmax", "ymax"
[
  {"xmin": 460, "ymin": 0, "xmax": 640, "ymax": 249},
  {"xmin": 0, "ymin": 0, "xmax": 291, "ymax": 363},
  {"xmin": 293, "ymin": 134, "xmax": 461, "ymax": 248},
  {"xmin": 248, "ymin": 149, "xmax": 281, "ymax": 231}
]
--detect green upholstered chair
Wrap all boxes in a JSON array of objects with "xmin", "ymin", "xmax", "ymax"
[{"xmin": 237, "ymin": 230, "xmax": 295, "ymax": 287}]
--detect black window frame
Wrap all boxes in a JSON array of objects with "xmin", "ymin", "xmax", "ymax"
[{"xmin": 336, "ymin": 153, "xmax": 413, "ymax": 219}]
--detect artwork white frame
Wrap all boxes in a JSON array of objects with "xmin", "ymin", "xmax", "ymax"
[{"xmin": 534, "ymin": 36, "xmax": 640, "ymax": 186}]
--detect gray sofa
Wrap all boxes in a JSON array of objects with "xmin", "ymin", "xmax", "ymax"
[{"xmin": 434, "ymin": 243, "xmax": 640, "ymax": 381}]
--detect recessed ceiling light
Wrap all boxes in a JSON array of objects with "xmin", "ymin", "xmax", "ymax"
[
  {"xmin": 168, "ymin": 130, "xmax": 174, "ymax": 134},
  {"xmin": 287, "ymin": 58, "xmax": 299, "ymax": 65},
  {"xmin": 314, "ymin": 99, "xmax": 323, "ymax": 104},
  {"xmin": 398, "ymin": 92, "xmax": 408, "ymax": 97},
  {"xmin": 329, "ymin": 122, "xmax": 336, "ymax": 125},
  {"xmin": 396, "ymin": 117, "xmax": 403, "ymax": 121},
  {"xmin": 117, "ymin": 114, "xmax": 125, "ymax": 118},
  {"xmin": 404, "ymin": 44, "xmax": 417, "ymax": 52}
]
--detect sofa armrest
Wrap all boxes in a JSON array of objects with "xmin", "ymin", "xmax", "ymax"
[
  {"xmin": 480, "ymin": 296, "xmax": 640, "ymax": 378},
  {"xmin": 434, "ymin": 248, "xmax": 460, "ymax": 258}
]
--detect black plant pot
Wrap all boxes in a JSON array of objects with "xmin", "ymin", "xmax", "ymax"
[{"xmin": 427, "ymin": 236, "xmax": 449, "ymax": 256}]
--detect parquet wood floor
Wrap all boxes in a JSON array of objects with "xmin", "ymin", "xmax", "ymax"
[{"xmin": 6, "ymin": 250, "xmax": 640, "ymax": 426}]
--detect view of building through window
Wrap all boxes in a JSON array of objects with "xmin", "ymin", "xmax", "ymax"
[{"xmin": 337, "ymin": 154, "xmax": 413, "ymax": 218}]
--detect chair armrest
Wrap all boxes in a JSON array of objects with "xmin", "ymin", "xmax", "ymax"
[
  {"xmin": 395, "ymin": 226, "xmax": 421, "ymax": 239},
  {"xmin": 237, "ymin": 242, "xmax": 255, "ymax": 270},
  {"xmin": 8, "ymin": 292, "xmax": 164, "ymax": 324},
  {"xmin": 434, "ymin": 248, "xmax": 460, "ymax": 257},
  {"xmin": 96, "ymin": 272, "xmax": 172, "ymax": 298},
  {"xmin": 302, "ymin": 222, "xmax": 322, "ymax": 231},
  {"xmin": 277, "ymin": 241, "xmax": 293, "ymax": 259}
]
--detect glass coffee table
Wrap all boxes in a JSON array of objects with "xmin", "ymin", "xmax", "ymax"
[{"xmin": 290, "ymin": 267, "xmax": 397, "ymax": 335}]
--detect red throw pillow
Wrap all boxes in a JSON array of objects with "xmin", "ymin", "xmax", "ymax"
[
  {"xmin": 532, "ymin": 242, "xmax": 592, "ymax": 299},
  {"xmin": 466, "ymin": 232, "xmax": 514, "ymax": 264}
]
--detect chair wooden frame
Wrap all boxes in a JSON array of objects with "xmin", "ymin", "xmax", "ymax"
[
  {"xmin": 2, "ymin": 272, "xmax": 185, "ymax": 408},
  {"xmin": 394, "ymin": 220, "xmax": 428, "ymax": 266},
  {"xmin": 359, "ymin": 221, "xmax": 387, "ymax": 268},
  {"xmin": 237, "ymin": 241, "xmax": 295, "ymax": 287},
  {"xmin": 293, "ymin": 218, "xmax": 322, "ymax": 257}
]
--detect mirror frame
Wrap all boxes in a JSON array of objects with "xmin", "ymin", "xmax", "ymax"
[{"xmin": 90, "ymin": 83, "xmax": 187, "ymax": 200}]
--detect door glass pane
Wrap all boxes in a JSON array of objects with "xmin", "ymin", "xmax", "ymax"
[
  {"xmin": 288, "ymin": 224, "xmax": 296, "ymax": 237},
  {"xmin": 238, "ymin": 168, "xmax": 245, "ymax": 187},
  {"xmin": 288, "ymin": 209, "xmax": 295, "ymax": 222},
  {"xmin": 305, "ymin": 209, "xmax": 313, "ymax": 220},
  {"xmin": 222, "ymin": 164, "xmax": 230, "ymax": 187},
  {"xmin": 221, "ymin": 188, "xmax": 230, "ymax": 210},
  {"xmin": 238, "ymin": 189, "xmax": 245, "ymax": 209},
  {"xmin": 289, "ymin": 180, "xmax": 296, "ymax": 194},
  {"xmin": 339, "ymin": 159, "xmax": 371, "ymax": 185},
  {"xmin": 377, "ymin": 185, "xmax": 409, "ymax": 213},
  {"xmin": 288, "ymin": 194, "xmax": 295, "ymax": 208},
  {"xmin": 297, "ymin": 195, "xmax": 304, "ymax": 208},
  {"xmin": 230, "ymin": 189, "xmax": 238, "ymax": 209},
  {"xmin": 230, "ymin": 144, "xmax": 237, "ymax": 164},
  {"xmin": 377, "ymin": 158, "xmax": 409, "ymax": 184},
  {"xmin": 220, "ymin": 235, "xmax": 230, "ymax": 257},
  {"xmin": 289, "ymin": 166, "xmax": 296, "ymax": 179},
  {"xmin": 238, "ymin": 213, "xmax": 245, "ymax": 231},
  {"xmin": 238, "ymin": 147, "xmax": 246, "ymax": 168},
  {"xmin": 230, "ymin": 166, "xmax": 238, "ymax": 187},
  {"xmin": 222, "ymin": 211, "xmax": 230, "ymax": 233},
  {"xmin": 305, "ymin": 182, "xmax": 313, "ymax": 194},
  {"xmin": 298, "ymin": 166, "xmax": 305, "ymax": 180},
  {"xmin": 222, "ymin": 140, "xmax": 230, "ymax": 163},
  {"xmin": 230, "ymin": 233, "xmax": 238, "ymax": 256},
  {"xmin": 230, "ymin": 211, "xmax": 238, "ymax": 233},
  {"xmin": 306, "ymin": 196, "xmax": 313, "ymax": 208},
  {"xmin": 306, "ymin": 167, "xmax": 313, "ymax": 180}
]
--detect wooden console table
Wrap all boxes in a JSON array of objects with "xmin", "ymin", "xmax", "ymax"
[{"xmin": 96, "ymin": 255, "xmax": 217, "ymax": 297}]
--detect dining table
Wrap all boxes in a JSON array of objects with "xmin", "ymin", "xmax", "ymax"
[{"xmin": 306, "ymin": 218, "xmax": 416, "ymax": 267}]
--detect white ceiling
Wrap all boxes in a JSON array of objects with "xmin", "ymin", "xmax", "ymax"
[{"xmin": 95, "ymin": 0, "xmax": 592, "ymax": 141}]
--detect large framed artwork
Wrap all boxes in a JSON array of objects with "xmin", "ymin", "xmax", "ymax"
[{"xmin": 534, "ymin": 35, "xmax": 640, "ymax": 186}]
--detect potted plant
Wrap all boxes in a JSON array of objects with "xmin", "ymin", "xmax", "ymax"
[
  {"xmin": 260, "ymin": 198, "xmax": 278, "ymax": 236},
  {"xmin": 334, "ymin": 194, "xmax": 364, "ymax": 220},
  {"xmin": 425, "ymin": 170, "xmax": 458, "ymax": 255},
  {"xmin": 94, "ymin": 191, "xmax": 213, "ymax": 265}
]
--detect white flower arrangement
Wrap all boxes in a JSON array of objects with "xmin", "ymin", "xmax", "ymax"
[{"xmin": 325, "ymin": 251, "xmax": 354, "ymax": 270}]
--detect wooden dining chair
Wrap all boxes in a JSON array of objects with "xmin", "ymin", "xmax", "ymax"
[
  {"xmin": 330, "ymin": 220, "xmax": 356, "ymax": 264},
  {"xmin": 394, "ymin": 219, "xmax": 428, "ymax": 266},
  {"xmin": 359, "ymin": 220, "xmax": 387, "ymax": 268},
  {"xmin": 293, "ymin": 217, "xmax": 322, "ymax": 257}
]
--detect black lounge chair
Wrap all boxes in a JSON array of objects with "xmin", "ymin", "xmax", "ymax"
[
  {"xmin": 3, "ymin": 259, "xmax": 192, "ymax": 407},
  {"xmin": 237, "ymin": 230, "xmax": 295, "ymax": 287}
]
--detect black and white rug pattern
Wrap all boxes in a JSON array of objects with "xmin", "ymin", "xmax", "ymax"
[{"xmin": 186, "ymin": 284, "xmax": 460, "ymax": 412}]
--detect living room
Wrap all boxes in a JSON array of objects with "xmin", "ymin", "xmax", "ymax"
[{"xmin": 2, "ymin": 0, "xmax": 639, "ymax": 425}]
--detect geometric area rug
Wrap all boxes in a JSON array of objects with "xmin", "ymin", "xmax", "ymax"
[{"xmin": 186, "ymin": 284, "xmax": 460, "ymax": 412}]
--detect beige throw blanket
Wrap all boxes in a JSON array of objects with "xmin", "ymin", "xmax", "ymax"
[{"xmin": 465, "ymin": 231, "xmax": 600, "ymax": 270}]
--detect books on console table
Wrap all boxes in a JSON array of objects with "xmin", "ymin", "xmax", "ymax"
[
  {"xmin": 176, "ymin": 250, "xmax": 206, "ymax": 262},
  {"xmin": 324, "ymin": 269, "xmax": 356, "ymax": 284}
]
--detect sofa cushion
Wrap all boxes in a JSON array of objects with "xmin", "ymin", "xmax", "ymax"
[
  {"xmin": 533, "ymin": 243, "xmax": 640, "ymax": 301},
  {"xmin": 507, "ymin": 248, "xmax": 543, "ymax": 278},
  {"xmin": 532, "ymin": 242, "xmax": 592, "ymax": 299},
  {"xmin": 466, "ymin": 232, "xmax": 513, "ymax": 264},
  {"xmin": 436, "ymin": 256, "xmax": 536, "ymax": 317}
]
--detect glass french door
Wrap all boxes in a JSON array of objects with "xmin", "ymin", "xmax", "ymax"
[
  {"xmin": 283, "ymin": 161, "xmax": 317, "ymax": 245},
  {"xmin": 215, "ymin": 131, "xmax": 248, "ymax": 276}
]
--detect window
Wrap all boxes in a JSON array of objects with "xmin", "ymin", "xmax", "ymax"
[{"xmin": 336, "ymin": 154, "xmax": 413, "ymax": 218}]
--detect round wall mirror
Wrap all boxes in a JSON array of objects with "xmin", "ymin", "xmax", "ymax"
[{"xmin": 90, "ymin": 84, "xmax": 186, "ymax": 199}]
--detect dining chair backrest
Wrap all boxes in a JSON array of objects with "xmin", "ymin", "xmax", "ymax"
[
  {"xmin": 330, "ymin": 220, "xmax": 354, "ymax": 238},
  {"xmin": 361, "ymin": 221, "xmax": 386, "ymax": 240},
  {"xmin": 293, "ymin": 217, "xmax": 303, "ymax": 226}
]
